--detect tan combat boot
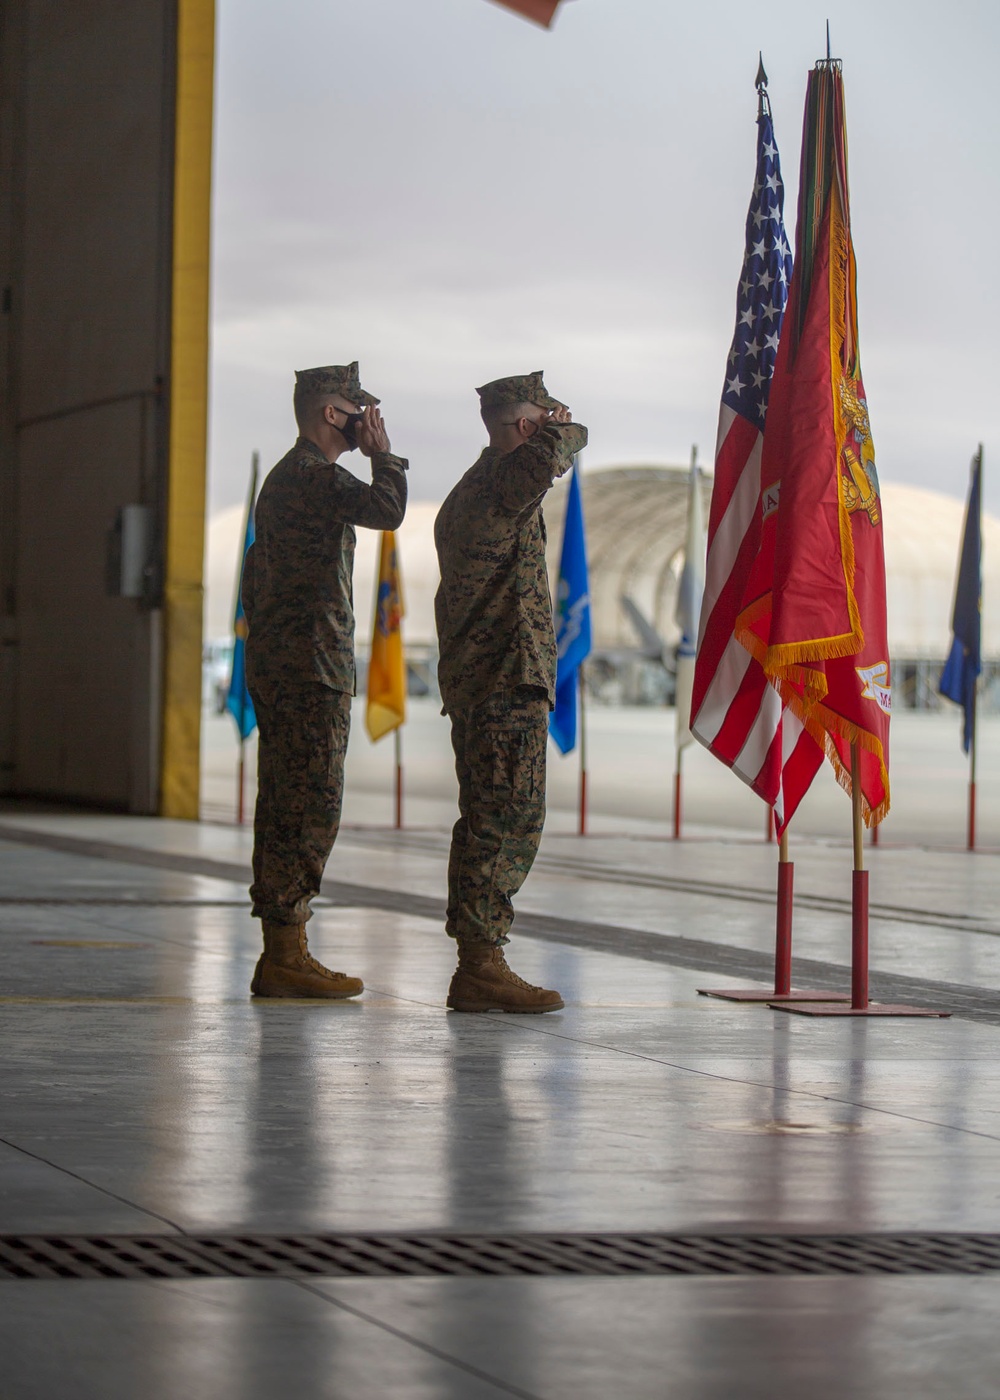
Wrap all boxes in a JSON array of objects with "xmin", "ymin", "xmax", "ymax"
[
  {"xmin": 446, "ymin": 942, "xmax": 564, "ymax": 1014},
  {"xmin": 251, "ymin": 922, "xmax": 364, "ymax": 999}
]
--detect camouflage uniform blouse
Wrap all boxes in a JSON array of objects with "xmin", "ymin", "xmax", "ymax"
[
  {"xmin": 434, "ymin": 421, "xmax": 587, "ymax": 713},
  {"xmin": 243, "ymin": 437, "xmax": 408, "ymax": 694}
]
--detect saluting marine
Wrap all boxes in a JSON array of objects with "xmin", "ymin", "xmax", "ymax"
[
  {"xmin": 434, "ymin": 372, "xmax": 587, "ymax": 1013},
  {"xmin": 243, "ymin": 362, "xmax": 408, "ymax": 998}
]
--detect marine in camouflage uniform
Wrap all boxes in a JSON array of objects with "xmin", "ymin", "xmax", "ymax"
[
  {"xmin": 434, "ymin": 372, "xmax": 587, "ymax": 1013},
  {"xmin": 243, "ymin": 362, "xmax": 408, "ymax": 998}
]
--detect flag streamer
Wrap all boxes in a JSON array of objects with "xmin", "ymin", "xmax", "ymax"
[
  {"xmin": 487, "ymin": 0, "xmax": 565, "ymax": 28},
  {"xmin": 550, "ymin": 461, "xmax": 591, "ymax": 755},
  {"xmin": 939, "ymin": 448, "xmax": 983, "ymax": 754},
  {"xmin": 366, "ymin": 531, "xmax": 406, "ymax": 742},
  {"xmin": 226, "ymin": 457, "xmax": 258, "ymax": 742}
]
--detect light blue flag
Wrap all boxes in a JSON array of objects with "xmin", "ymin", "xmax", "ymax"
[
  {"xmin": 550, "ymin": 460, "xmax": 591, "ymax": 754},
  {"xmin": 226, "ymin": 458, "xmax": 258, "ymax": 741}
]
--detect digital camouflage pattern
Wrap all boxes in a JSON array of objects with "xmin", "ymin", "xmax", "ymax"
[
  {"xmin": 446, "ymin": 687, "xmax": 550, "ymax": 945},
  {"xmin": 476, "ymin": 370, "xmax": 566, "ymax": 411},
  {"xmin": 295, "ymin": 361, "xmax": 380, "ymax": 406},
  {"xmin": 249, "ymin": 680, "xmax": 352, "ymax": 926},
  {"xmin": 243, "ymin": 437, "xmax": 407, "ymax": 694},
  {"xmin": 434, "ymin": 418, "xmax": 587, "ymax": 712}
]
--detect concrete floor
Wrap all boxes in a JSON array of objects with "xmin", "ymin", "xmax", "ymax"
[{"xmin": 2, "ymin": 806, "xmax": 1000, "ymax": 1397}]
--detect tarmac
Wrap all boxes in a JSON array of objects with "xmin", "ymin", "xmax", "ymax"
[{"xmin": 3, "ymin": 736, "xmax": 1000, "ymax": 1399}]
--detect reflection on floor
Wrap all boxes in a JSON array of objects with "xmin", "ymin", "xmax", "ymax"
[{"xmin": 1, "ymin": 811, "xmax": 999, "ymax": 1398}]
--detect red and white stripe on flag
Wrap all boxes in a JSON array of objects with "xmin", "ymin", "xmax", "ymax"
[{"xmin": 692, "ymin": 408, "xmax": 823, "ymax": 831}]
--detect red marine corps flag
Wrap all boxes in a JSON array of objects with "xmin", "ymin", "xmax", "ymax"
[{"xmin": 736, "ymin": 58, "xmax": 890, "ymax": 832}]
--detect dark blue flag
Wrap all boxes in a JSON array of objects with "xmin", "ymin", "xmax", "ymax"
[
  {"xmin": 550, "ymin": 461, "xmax": 591, "ymax": 754},
  {"xmin": 939, "ymin": 449, "xmax": 982, "ymax": 753},
  {"xmin": 226, "ymin": 458, "xmax": 258, "ymax": 741}
]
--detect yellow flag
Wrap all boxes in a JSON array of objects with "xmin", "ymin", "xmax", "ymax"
[{"xmin": 365, "ymin": 531, "xmax": 406, "ymax": 741}]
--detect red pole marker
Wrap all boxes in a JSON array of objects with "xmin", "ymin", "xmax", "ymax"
[
  {"xmin": 851, "ymin": 868, "xmax": 869, "ymax": 1010},
  {"xmin": 699, "ymin": 823, "xmax": 847, "ymax": 1004},
  {"xmin": 774, "ymin": 837, "xmax": 793, "ymax": 997},
  {"xmin": 969, "ymin": 780, "xmax": 977, "ymax": 852}
]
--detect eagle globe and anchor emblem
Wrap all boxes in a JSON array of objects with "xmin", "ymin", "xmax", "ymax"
[
  {"xmin": 376, "ymin": 552, "xmax": 402, "ymax": 639},
  {"xmin": 840, "ymin": 378, "xmax": 892, "ymax": 714},
  {"xmin": 840, "ymin": 378, "xmax": 880, "ymax": 525}
]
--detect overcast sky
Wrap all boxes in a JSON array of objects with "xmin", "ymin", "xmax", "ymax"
[{"xmin": 208, "ymin": 0, "xmax": 1000, "ymax": 516}]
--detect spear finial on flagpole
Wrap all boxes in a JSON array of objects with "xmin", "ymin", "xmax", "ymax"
[
  {"xmin": 826, "ymin": 20, "xmax": 831, "ymax": 61},
  {"xmin": 756, "ymin": 53, "xmax": 769, "ymax": 119}
]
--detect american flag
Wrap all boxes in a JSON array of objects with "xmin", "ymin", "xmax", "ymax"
[{"xmin": 691, "ymin": 92, "xmax": 824, "ymax": 830}]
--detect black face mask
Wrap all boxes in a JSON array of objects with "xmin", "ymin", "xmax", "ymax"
[{"xmin": 337, "ymin": 411, "xmax": 364, "ymax": 452}]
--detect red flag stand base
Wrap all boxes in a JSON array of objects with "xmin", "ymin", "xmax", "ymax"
[
  {"xmin": 776, "ymin": 1001, "xmax": 949, "ymax": 1017},
  {"xmin": 699, "ymin": 830, "xmax": 849, "ymax": 1004},
  {"xmin": 772, "ymin": 752, "xmax": 949, "ymax": 1019},
  {"xmin": 773, "ymin": 871, "xmax": 947, "ymax": 1016}
]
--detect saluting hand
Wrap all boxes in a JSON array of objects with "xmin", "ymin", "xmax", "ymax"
[
  {"xmin": 357, "ymin": 405, "xmax": 391, "ymax": 457},
  {"xmin": 551, "ymin": 404, "xmax": 572, "ymax": 424}
]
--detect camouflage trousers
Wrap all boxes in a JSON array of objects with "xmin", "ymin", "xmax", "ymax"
[
  {"xmin": 446, "ymin": 686, "xmax": 549, "ymax": 947},
  {"xmin": 249, "ymin": 678, "xmax": 352, "ymax": 926}
]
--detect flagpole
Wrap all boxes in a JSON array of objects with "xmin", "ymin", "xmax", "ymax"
[
  {"xmin": 765, "ymin": 806, "xmax": 775, "ymax": 843},
  {"xmin": 578, "ymin": 665, "xmax": 588, "ymax": 836},
  {"xmin": 969, "ymin": 679, "xmax": 978, "ymax": 851},
  {"xmin": 700, "ymin": 812, "xmax": 846, "ymax": 1003},
  {"xmin": 850, "ymin": 741, "xmax": 869, "ymax": 1010},
  {"xmin": 394, "ymin": 726, "xmax": 403, "ymax": 831},
  {"xmin": 673, "ymin": 748, "xmax": 682, "ymax": 841},
  {"xmin": 969, "ymin": 444, "xmax": 983, "ymax": 851}
]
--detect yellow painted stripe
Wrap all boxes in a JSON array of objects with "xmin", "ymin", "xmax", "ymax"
[{"xmin": 161, "ymin": 0, "xmax": 216, "ymax": 819}]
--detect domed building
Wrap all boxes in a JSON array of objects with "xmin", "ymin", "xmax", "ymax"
[{"xmin": 204, "ymin": 466, "xmax": 998, "ymax": 709}]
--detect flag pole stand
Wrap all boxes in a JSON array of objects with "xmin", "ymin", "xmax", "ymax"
[
  {"xmin": 236, "ymin": 740, "xmax": 245, "ymax": 826},
  {"xmin": 578, "ymin": 667, "xmax": 588, "ymax": 836},
  {"xmin": 774, "ymin": 743, "xmax": 949, "ymax": 1018},
  {"xmin": 394, "ymin": 727, "xmax": 403, "ymax": 831},
  {"xmin": 700, "ymin": 822, "xmax": 848, "ymax": 1004}
]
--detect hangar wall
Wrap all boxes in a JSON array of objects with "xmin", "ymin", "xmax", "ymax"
[{"xmin": 0, "ymin": 0, "xmax": 213, "ymax": 815}]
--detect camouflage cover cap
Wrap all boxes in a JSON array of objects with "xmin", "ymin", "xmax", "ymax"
[
  {"xmin": 294, "ymin": 361, "xmax": 380, "ymax": 407},
  {"xmin": 476, "ymin": 371, "xmax": 565, "ymax": 412}
]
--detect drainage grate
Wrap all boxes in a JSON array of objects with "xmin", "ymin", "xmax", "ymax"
[{"xmin": 3, "ymin": 1232, "xmax": 1000, "ymax": 1280}]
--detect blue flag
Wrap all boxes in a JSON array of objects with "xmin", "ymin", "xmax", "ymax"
[
  {"xmin": 226, "ymin": 458, "xmax": 258, "ymax": 741},
  {"xmin": 939, "ymin": 448, "xmax": 982, "ymax": 753},
  {"xmin": 550, "ymin": 461, "xmax": 591, "ymax": 754}
]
